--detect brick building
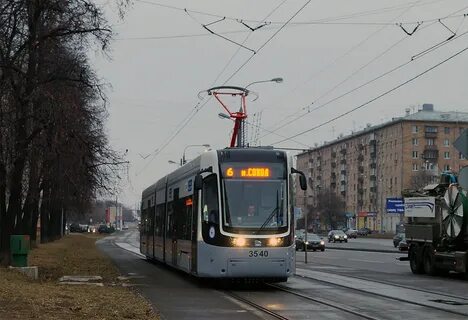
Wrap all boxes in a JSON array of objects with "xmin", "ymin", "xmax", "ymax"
[{"xmin": 296, "ymin": 104, "xmax": 468, "ymax": 233}]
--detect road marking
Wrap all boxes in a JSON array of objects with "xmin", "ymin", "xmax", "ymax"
[{"xmin": 348, "ymin": 258, "xmax": 385, "ymax": 264}]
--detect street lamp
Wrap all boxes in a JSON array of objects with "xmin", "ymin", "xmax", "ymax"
[
  {"xmin": 182, "ymin": 144, "xmax": 210, "ymax": 165},
  {"xmin": 245, "ymin": 77, "xmax": 283, "ymax": 89}
]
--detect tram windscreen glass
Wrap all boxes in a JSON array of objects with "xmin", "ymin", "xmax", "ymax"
[{"xmin": 220, "ymin": 163, "xmax": 287, "ymax": 231}]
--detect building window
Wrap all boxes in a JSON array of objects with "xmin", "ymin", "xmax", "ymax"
[
  {"xmin": 444, "ymin": 152, "xmax": 450, "ymax": 159},
  {"xmin": 412, "ymin": 138, "xmax": 418, "ymax": 146},
  {"xmin": 412, "ymin": 125, "xmax": 418, "ymax": 133},
  {"xmin": 444, "ymin": 127, "xmax": 450, "ymax": 134},
  {"xmin": 427, "ymin": 138, "xmax": 435, "ymax": 146},
  {"xmin": 412, "ymin": 163, "xmax": 418, "ymax": 171},
  {"xmin": 444, "ymin": 164, "xmax": 450, "ymax": 171},
  {"xmin": 461, "ymin": 152, "xmax": 466, "ymax": 160},
  {"xmin": 425, "ymin": 126, "xmax": 437, "ymax": 133},
  {"xmin": 412, "ymin": 151, "xmax": 418, "ymax": 159},
  {"xmin": 443, "ymin": 139, "xmax": 450, "ymax": 146}
]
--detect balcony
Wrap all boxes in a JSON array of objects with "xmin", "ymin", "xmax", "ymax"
[
  {"xmin": 340, "ymin": 158, "xmax": 346, "ymax": 164},
  {"xmin": 358, "ymin": 166, "xmax": 364, "ymax": 173},
  {"xmin": 331, "ymin": 162, "xmax": 337, "ymax": 168},
  {"xmin": 358, "ymin": 188, "xmax": 364, "ymax": 194},
  {"xmin": 424, "ymin": 131, "xmax": 437, "ymax": 138},
  {"xmin": 370, "ymin": 186, "xmax": 376, "ymax": 193},
  {"xmin": 358, "ymin": 154, "xmax": 364, "ymax": 161},
  {"xmin": 331, "ymin": 182, "xmax": 336, "ymax": 188},
  {"xmin": 340, "ymin": 185, "xmax": 346, "ymax": 192},
  {"xmin": 357, "ymin": 199, "xmax": 363, "ymax": 206},
  {"xmin": 424, "ymin": 145, "xmax": 438, "ymax": 151},
  {"xmin": 358, "ymin": 176, "xmax": 364, "ymax": 183},
  {"xmin": 331, "ymin": 151, "xmax": 337, "ymax": 158},
  {"xmin": 370, "ymin": 174, "xmax": 376, "ymax": 181},
  {"xmin": 316, "ymin": 175, "xmax": 322, "ymax": 180},
  {"xmin": 340, "ymin": 148, "xmax": 347, "ymax": 155},
  {"xmin": 422, "ymin": 150, "xmax": 438, "ymax": 160}
]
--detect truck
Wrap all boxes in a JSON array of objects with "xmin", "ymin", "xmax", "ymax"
[{"xmin": 403, "ymin": 171, "xmax": 468, "ymax": 276}]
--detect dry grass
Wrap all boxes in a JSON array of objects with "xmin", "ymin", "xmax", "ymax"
[{"xmin": 0, "ymin": 234, "xmax": 159, "ymax": 320}]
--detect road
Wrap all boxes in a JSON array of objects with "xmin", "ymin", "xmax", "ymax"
[
  {"xmin": 98, "ymin": 229, "xmax": 468, "ymax": 320},
  {"xmin": 318, "ymin": 236, "xmax": 398, "ymax": 252}
]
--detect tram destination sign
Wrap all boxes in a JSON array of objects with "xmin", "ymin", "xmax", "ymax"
[{"xmin": 220, "ymin": 162, "xmax": 285, "ymax": 179}]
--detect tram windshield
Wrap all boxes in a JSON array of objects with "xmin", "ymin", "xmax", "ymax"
[{"xmin": 220, "ymin": 162, "xmax": 288, "ymax": 233}]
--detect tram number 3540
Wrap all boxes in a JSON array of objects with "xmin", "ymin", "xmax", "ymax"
[{"xmin": 248, "ymin": 250, "xmax": 269, "ymax": 257}]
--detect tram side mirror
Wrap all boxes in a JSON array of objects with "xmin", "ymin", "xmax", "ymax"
[
  {"xmin": 291, "ymin": 167, "xmax": 307, "ymax": 191},
  {"xmin": 194, "ymin": 174, "xmax": 203, "ymax": 191}
]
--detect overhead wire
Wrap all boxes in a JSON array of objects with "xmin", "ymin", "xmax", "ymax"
[
  {"xmin": 222, "ymin": 0, "xmax": 314, "ymax": 85},
  {"xmin": 259, "ymin": 5, "xmax": 468, "ymax": 141},
  {"xmin": 135, "ymin": 0, "xmax": 301, "ymax": 174},
  {"xmin": 272, "ymin": 44, "xmax": 468, "ymax": 145},
  {"xmin": 257, "ymin": 0, "xmax": 426, "ymax": 140},
  {"xmin": 135, "ymin": 0, "xmax": 459, "ymax": 27},
  {"xmin": 211, "ymin": 0, "xmax": 288, "ymax": 85}
]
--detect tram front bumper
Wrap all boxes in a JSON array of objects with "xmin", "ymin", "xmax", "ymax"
[{"xmin": 197, "ymin": 243, "xmax": 295, "ymax": 278}]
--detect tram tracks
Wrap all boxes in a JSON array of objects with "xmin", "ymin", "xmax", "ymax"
[
  {"xmin": 223, "ymin": 270, "xmax": 468, "ymax": 320},
  {"xmin": 296, "ymin": 268, "xmax": 468, "ymax": 302},
  {"xmin": 293, "ymin": 270, "xmax": 468, "ymax": 318},
  {"xmin": 223, "ymin": 283, "xmax": 381, "ymax": 320}
]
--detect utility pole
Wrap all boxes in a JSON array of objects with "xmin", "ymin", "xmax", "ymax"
[{"xmin": 304, "ymin": 189, "xmax": 308, "ymax": 264}]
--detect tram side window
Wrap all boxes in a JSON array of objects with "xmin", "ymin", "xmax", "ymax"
[
  {"xmin": 202, "ymin": 174, "xmax": 219, "ymax": 224},
  {"xmin": 166, "ymin": 200, "xmax": 173, "ymax": 238},
  {"xmin": 155, "ymin": 203, "xmax": 164, "ymax": 237}
]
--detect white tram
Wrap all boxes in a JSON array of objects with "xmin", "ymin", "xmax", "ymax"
[{"xmin": 140, "ymin": 147, "xmax": 307, "ymax": 281}]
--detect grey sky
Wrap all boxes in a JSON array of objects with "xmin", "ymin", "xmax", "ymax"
[{"xmin": 92, "ymin": 0, "xmax": 468, "ymax": 207}]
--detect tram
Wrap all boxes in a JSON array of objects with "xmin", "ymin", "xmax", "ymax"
[{"xmin": 140, "ymin": 147, "xmax": 307, "ymax": 281}]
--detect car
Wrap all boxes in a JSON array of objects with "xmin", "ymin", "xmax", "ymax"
[
  {"xmin": 98, "ymin": 224, "xmax": 115, "ymax": 234},
  {"xmin": 295, "ymin": 231, "xmax": 325, "ymax": 251},
  {"xmin": 393, "ymin": 233, "xmax": 405, "ymax": 247},
  {"xmin": 69, "ymin": 223, "xmax": 82, "ymax": 233},
  {"xmin": 122, "ymin": 225, "xmax": 129, "ymax": 230},
  {"xmin": 357, "ymin": 227, "xmax": 371, "ymax": 236},
  {"xmin": 345, "ymin": 229, "xmax": 358, "ymax": 239},
  {"xmin": 328, "ymin": 230, "xmax": 348, "ymax": 243}
]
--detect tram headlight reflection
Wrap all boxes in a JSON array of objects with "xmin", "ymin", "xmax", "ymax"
[
  {"xmin": 232, "ymin": 237, "xmax": 246, "ymax": 247},
  {"xmin": 268, "ymin": 237, "xmax": 282, "ymax": 246}
]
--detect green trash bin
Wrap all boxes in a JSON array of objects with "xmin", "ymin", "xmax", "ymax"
[{"xmin": 10, "ymin": 235, "xmax": 30, "ymax": 267}]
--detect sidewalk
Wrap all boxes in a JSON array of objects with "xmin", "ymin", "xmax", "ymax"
[{"xmin": 0, "ymin": 233, "xmax": 159, "ymax": 320}]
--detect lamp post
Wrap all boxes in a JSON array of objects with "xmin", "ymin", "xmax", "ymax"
[
  {"xmin": 245, "ymin": 77, "xmax": 283, "ymax": 89},
  {"xmin": 168, "ymin": 160, "xmax": 179, "ymax": 166},
  {"xmin": 182, "ymin": 144, "xmax": 210, "ymax": 165},
  {"xmin": 235, "ymin": 77, "xmax": 283, "ymax": 147}
]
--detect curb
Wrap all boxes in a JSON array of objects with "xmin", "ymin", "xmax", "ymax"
[{"xmin": 325, "ymin": 247, "xmax": 404, "ymax": 254}]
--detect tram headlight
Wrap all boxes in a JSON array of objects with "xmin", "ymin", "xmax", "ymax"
[
  {"xmin": 268, "ymin": 237, "xmax": 282, "ymax": 246},
  {"xmin": 320, "ymin": 241, "xmax": 325, "ymax": 245},
  {"xmin": 344, "ymin": 235, "xmax": 348, "ymax": 239},
  {"xmin": 232, "ymin": 237, "xmax": 246, "ymax": 247}
]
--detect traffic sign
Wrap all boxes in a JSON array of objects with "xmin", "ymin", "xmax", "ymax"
[{"xmin": 454, "ymin": 129, "xmax": 468, "ymax": 158}]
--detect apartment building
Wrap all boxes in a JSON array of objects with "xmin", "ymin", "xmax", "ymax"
[{"xmin": 296, "ymin": 104, "xmax": 468, "ymax": 233}]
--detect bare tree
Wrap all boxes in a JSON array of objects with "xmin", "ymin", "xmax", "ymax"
[{"xmin": 0, "ymin": 0, "xmax": 131, "ymax": 265}]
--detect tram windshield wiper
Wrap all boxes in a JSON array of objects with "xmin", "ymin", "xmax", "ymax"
[
  {"xmin": 255, "ymin": 206, "xmax": 279, "ymax": 234},
  {"xmin": 256, "ymin": 190, "xmax": 280, "ymax": 234}
]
